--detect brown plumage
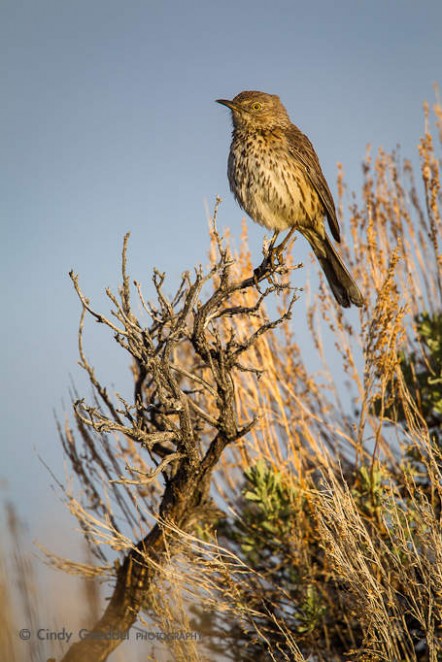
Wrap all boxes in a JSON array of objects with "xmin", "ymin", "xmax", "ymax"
[{"xmin": 216, "ymin": 90, "xmax": 364, "ymax": 308}]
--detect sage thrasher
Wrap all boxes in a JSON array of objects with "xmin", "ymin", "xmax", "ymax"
[{"xmin": 216, "ymin": 91, "xmax": 364, "ymax": 308}]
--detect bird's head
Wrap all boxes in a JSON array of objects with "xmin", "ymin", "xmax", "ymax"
[{"xmin": 216, "ymin": 91, "xmax": 291, "ymax": 131}]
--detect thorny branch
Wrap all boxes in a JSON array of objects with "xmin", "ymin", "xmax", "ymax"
[{"xmin": 59, "ymin": 207, "xmax": 297, "ymax": 662}]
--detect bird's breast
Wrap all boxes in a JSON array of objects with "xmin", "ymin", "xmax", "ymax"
[{"xmin": 228, "ymin": 131, "xmax": 322, "ymax": 232}]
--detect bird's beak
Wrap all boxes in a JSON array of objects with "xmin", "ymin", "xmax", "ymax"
[{"xmin": 216, "ymin": 98, "xmax": 237, "ymax": 111}]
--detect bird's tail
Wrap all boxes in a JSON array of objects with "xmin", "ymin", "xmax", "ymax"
[{"xmin": 304, "ymin": 230, "xmax": 364, "ymax": 308}]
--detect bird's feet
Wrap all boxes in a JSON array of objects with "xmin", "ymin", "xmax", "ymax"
[
  {"xmin": 270, "ymin": 241, "xmax": 286, "ymax": 267},
  {"xmin": 253, "ymin": 243, "xmax": 285, "ymax": 284}
]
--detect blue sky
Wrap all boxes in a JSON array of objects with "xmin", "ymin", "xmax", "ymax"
[{"xmin": 1, "ymin": 0, "xmax": 441, "ymax": 544}]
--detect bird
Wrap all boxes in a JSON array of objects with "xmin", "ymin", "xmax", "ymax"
[{"xmin": 216, "ymin": 91, "xmax": 364, "ymax": 308}]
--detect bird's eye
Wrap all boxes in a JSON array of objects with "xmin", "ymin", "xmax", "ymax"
[{"xmin": 251, "ymin": 102, "xmax": 262, "ymax": 111}]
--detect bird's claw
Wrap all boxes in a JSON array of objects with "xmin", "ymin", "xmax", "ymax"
[
  {"xmin": 270, "ymin": 243, "xmax": 285, "ymax": 267},
  {"xmin": 253, "ymin": 244, "xmax": 285, "ymax": 285}
]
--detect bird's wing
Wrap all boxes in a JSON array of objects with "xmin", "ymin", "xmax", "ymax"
[{"xmin": 287, "ymin": 126, "xmax": 341, "ymax": 242}]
